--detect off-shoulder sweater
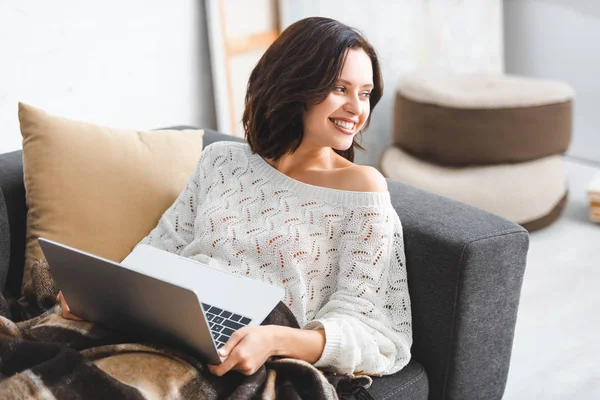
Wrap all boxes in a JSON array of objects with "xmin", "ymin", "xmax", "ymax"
[{"xmin": 140, "ymin": 141, "xmax": 412, "ymax": 375}]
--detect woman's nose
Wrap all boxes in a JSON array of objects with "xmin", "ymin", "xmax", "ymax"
[{"xmin": 344, "ymin": 94, "xmax": 362, "ymax": 115}]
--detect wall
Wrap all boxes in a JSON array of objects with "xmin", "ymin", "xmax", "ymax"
[
  {"xmin": 279, "ymin": 0, "xmax": 504, "ymax": 167},
  {"xmin": 504, "ymin": 0, "xmax": 600, "ymax": 164},
  {"xmin": 0, "ymin": 0, "xmax": 216, "ymax": 154}
]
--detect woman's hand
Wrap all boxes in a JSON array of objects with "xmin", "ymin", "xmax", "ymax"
[
  {"xmin": 56, "ymin": 291, "xmax": 83, "ymax": 321},
  {"xmin": 207, "ymin": 325, "xmax": 282, "ymax": 376}
]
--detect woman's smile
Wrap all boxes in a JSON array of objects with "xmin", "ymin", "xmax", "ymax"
[{"xmin": 329, "ymin": 118, "xmax": 356, "ymax": 135}]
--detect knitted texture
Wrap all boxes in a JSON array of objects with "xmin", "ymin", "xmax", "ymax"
[{"xmin": 140, "ymin": 142, "xmax": 412, "ymax": 375}]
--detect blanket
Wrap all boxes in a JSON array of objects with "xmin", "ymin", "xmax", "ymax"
[{"xmin": 0, "ymin": 259, "xmax": 374, "ymax": 400}]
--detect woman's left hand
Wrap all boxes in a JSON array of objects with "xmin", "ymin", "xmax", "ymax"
[{"xmin": 207, "ymin": 325, "xmax": 283, "ymax": 376}]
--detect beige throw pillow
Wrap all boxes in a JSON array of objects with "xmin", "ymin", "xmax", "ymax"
[{"xmin": 18, "ymin": 103, "xmax": 204, "ymax": 299}]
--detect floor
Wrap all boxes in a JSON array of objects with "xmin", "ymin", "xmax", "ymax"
[{"xmin": 503, "ymin": 158, "xmax": 600, "ymax": 399}]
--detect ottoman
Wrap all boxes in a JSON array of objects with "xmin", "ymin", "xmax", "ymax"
[
  {"xmin": 380, "ymin": 146, "xmax": 567, "ymax": 231},
  {"xmin": 382, "ymin": 72, "xmax": 574, "ymax": 231}
]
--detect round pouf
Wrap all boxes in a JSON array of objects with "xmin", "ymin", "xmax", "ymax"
[
  {"xmin": 381, "ymin": 146, "xmax": 568, "ymax": 231},
  {"xmin": 383, "ymin": 72, "xmax": 574, "ymax": 231},
  {"xmin": 393, "ymin": 73, "xmax": 574, "ymax": 166}
]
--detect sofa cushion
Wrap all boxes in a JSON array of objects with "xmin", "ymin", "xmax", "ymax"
[
  {"xmin": 367, "ymin": 360, "xmax": 428, "ymax": 399},
  {"xmin": 18, "ymin": 103, "xmax": 204, "ymax": 301}
]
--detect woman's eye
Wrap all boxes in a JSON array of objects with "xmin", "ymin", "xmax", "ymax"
[
  {"xmin": 362, "ymin": 92, "xmax": 372, "ymax": 98},
  {"xmin": 334, "ymin": 86, "xmax": 345, "ymax": 93}
]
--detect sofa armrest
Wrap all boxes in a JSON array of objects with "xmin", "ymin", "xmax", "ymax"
[
  {"xmin": 0, "ymin": 150, "xmax": 26, "ymax": 298},
  {"xmin": 388, "ymin": 181, "xmax": 529, "ymax": 400},
  {"xmin": 0, "ymin": 188, "xmax": 9, "ymax": 292}
]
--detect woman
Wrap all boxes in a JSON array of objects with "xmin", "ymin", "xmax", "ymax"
[{"xmin": 58, "ymin": 17, "xmax": 412, "ymax": 377}]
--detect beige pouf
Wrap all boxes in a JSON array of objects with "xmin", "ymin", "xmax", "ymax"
[
  {"xmin": 394, "ymin": 73, "xmax": 574, "ymax": 166},
  {"xmin": 381, "ymin": 146, "xmax": 568, "ymax": 231}
]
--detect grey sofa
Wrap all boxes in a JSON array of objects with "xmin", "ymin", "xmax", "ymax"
[{"xmin": 0, "ymin": 128, "xmax": 529, "ymax": 400}]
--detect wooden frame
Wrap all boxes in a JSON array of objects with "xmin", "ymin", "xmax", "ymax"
[{"xmin": 206, "ymin": 0, "xmax": 280, "ymax": 137}]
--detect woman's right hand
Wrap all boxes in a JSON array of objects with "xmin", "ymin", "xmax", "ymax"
[{"xmin": 56, "ymin": 291, "xmax": 83, "ymax": 321}]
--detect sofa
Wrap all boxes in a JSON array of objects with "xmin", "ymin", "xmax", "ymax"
[{"xmin": 0, "ymin": 128, "xmax": 529, "ymax": 400}]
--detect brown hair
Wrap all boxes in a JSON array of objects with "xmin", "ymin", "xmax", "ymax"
[{"xmin": 243, "ymin": 17, "xmax": 383, "ymax": 162}]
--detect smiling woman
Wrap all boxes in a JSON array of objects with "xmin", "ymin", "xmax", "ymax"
[{"xmin": 58, "ymin": 17, "xmax": 412, "ymax": 379}]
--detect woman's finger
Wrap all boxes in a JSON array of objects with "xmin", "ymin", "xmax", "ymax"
[
  {"xmin": 218, "ymin": 327, "xmax": 248, "ymax": 357},
  {"xmin": 63, "ymin": 310, "xmax": 83, "ymax": 321},
  {"xmin": 57, "ymin": 291, "xmax": 82, "ymax": 321},
  {"xmin": 208, "ymin": 329, "xmax": 257, "ymax": 376},
  {"xmin": 208, "ymin": 351, "xmax": 239, "ymax": 376}
]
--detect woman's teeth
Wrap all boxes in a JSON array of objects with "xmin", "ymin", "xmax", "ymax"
[{"xmin": 330, "ymin": 119, "xmax": 355, "ymax": 130}]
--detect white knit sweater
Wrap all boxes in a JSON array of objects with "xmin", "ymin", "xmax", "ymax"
[{"xmin": 140, "ymin": 141, "xmax": 412, "ymax": 375}]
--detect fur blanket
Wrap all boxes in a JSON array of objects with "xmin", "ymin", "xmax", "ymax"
[{"xmin": 0, "ymin": 260, "xmax": 374, "ymax": 400}]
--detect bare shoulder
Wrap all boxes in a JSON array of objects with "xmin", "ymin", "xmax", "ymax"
[{"xmin": 340, "ymin": 164, "xmax": 388, "ymax": 193}]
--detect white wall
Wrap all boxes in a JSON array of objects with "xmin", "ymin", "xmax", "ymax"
[
  {"xmin": 279, "ymin": 0, "xmax": 504, "ymax": 167},
  {"xmin": 504, "ymin": 0, "xmax": 600, "ymax": 164},
  {"xmin": 0, "ymin": 0, "xmax": 216, "ymax": 154}
]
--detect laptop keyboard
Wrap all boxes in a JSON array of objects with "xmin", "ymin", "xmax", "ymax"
[{"xmin": 202, "ymin": 303, "xmax": 252, "ymax": 349}]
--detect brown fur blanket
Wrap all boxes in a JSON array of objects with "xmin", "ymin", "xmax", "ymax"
[{"xmin": 0, "ymin": 260, "xmax": 374, "ymax": 400}]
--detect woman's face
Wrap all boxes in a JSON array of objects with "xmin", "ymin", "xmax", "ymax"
[{"xmin": 303, "ymin": 48, "xmax": 374, "ymax": 152}]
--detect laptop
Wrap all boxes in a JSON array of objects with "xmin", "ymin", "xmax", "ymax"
[{"xmin": 38, "ymin": 237, "xmax": 285, "ymax": 364}]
